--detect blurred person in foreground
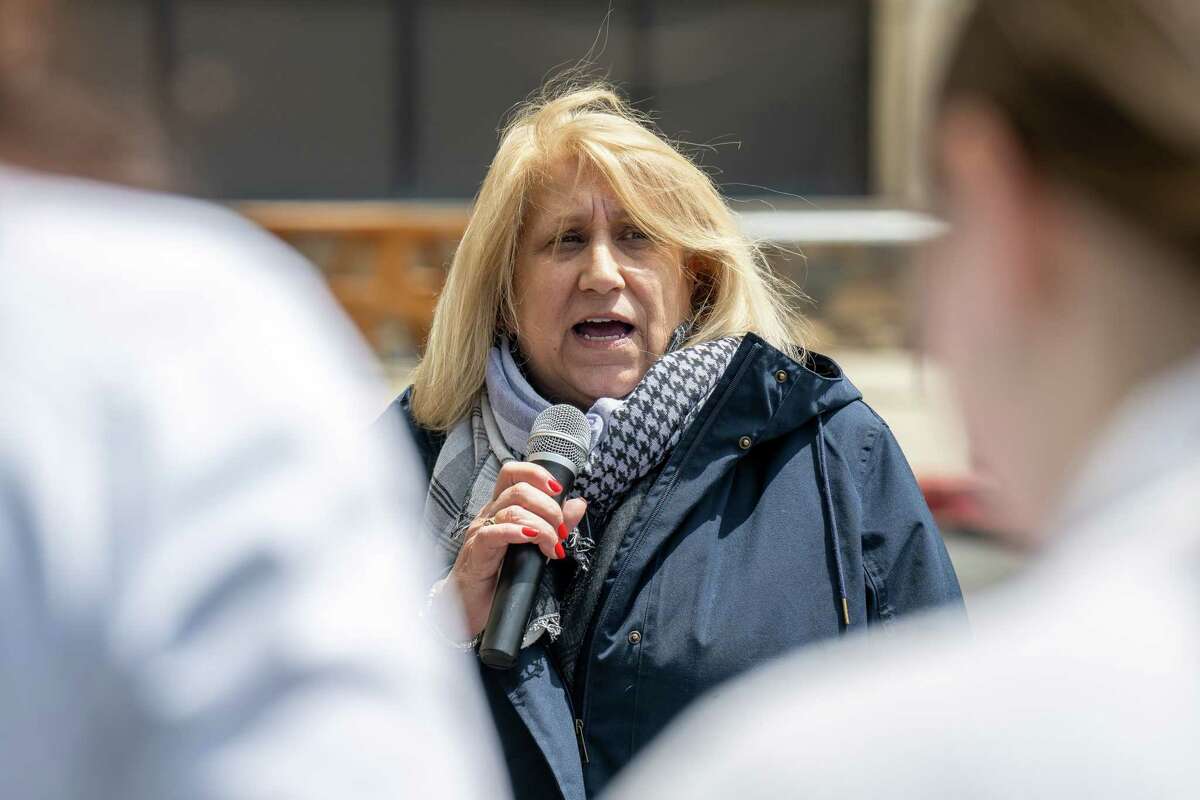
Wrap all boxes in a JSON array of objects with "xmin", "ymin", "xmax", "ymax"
[
  {"xmin": 386, "ymin": 82, "xmax": 962, "ymax": 798},
  {"xmin": 608, "ymin": 1, "xmax": 1200, "ymax": 797},
  {"xmin": 0, "ymin": 2, "xmax": 505, "ymax": 797}
]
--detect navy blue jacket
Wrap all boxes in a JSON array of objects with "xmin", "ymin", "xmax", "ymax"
[{"xmin": 388, "ymin": 335, "xmax": 963, "ymax": 798}]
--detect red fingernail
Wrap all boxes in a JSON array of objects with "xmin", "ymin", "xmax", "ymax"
[
  {"xmin": 522, "ymin": 527, "xmax": 538, "ymax": 538},
  {"xmin": 558, "ymin": 523, "xmax": 569, "ymax": 540},
  {"xmin": 554, "ymin": 542, "xmax": 565, "ymax": 559},
  {"xmin": 548, "ymin": 479, "xmax": 563, "ymax": 494}
]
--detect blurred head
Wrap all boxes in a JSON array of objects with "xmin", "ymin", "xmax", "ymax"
[
  {"xmin": 0, "ymin": 0, "xmax": 166, "ymax": 186},
  {"xmin": 412, "ymin": 83, "xmax": 805, "ymax": 429},
  {"xmin": 926, "ymin": 0, "xmax": 1200, "ymax": 533}
]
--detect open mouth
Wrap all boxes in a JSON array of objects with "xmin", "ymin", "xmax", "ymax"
[{"xmin": 572, "ymin": 317, "xmax": 635, "ymax": 342}]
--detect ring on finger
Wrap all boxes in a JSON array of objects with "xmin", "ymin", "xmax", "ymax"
[{"xmin": 481, "ymin": 514, "xmax": 499, "ymax": 527}]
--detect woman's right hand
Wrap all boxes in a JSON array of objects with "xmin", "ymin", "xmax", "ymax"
[{"xmin": 449, "ymin": 461, "xmax": 588, "ymax": 637}]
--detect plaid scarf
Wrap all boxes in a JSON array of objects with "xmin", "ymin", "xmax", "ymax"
[{"xmin": 422, "ymin": 333, "xmax": 741, "ymax": 649}]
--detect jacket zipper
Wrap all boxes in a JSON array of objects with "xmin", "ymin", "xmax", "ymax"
[
  {"xmin": 574, "ymin": 718, "xmax": 590, "ymax": 764},
  {"xmin": 564, "ymin": 687, "xmax": 589, "ymax": 765},
  {"xmin": 556, "ymin": 649, "xmax": 589, "ymax": 766},
  {"xmin": 574, "ymin": 342, "xmax": 759, "ymax": 746}
]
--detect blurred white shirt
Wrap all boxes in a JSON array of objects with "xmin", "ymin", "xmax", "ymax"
[
  {"xmin": 607, "ymin": 355, "xmax": 1200, "ymax": 799},
  {"xmin": 0, "ymin": 165, "xmax": 506, "ymax": 800}
]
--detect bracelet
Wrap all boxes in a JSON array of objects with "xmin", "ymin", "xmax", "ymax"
[{"xmin": 422, "ymin": 578, "xmax": 482, "ymax": 651}]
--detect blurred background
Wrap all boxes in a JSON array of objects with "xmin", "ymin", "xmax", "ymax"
[{"xmin": 59, "ymin": 0, "xmax": 1021, "ymax": 600}]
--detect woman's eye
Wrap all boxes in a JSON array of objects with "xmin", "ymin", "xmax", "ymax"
[
  {"xmin": 623, "ymin": 227, "xmax": 649, "ymax": 241},
  {"xmin": 553, "ymin": 231, "xmax": 584, "ymax": 246}
]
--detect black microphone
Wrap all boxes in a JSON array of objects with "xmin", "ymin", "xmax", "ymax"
[{"xmin": 478, "ymin": 404, "xmax": 591, "ymax": 670}]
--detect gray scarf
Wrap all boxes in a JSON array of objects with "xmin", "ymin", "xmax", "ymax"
[{"xmin": 422, "ymin": 333, "xmax": 741, "ymax": 649}]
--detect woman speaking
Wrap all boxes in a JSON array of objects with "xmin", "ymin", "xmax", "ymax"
[{"xmin": 388, "ymin": 84, "xmax": 963, "ymax": 798}]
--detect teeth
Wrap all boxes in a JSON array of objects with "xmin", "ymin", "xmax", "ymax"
[{"xmin": 576, "ymin": 318, "xmax": 630, "ymax": 341}]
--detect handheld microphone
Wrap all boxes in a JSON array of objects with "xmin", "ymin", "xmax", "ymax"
[{"xmin": 478, "ymin": 404, "xmax": 591, "ymax": 670}]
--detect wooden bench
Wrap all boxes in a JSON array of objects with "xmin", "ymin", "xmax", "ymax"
[{"xmin": 238, "ymin": 201, "xmax": 470, "ymax": 353}]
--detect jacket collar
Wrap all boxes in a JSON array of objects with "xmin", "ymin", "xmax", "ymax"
[{"xmin": 732, "ymin": 334, "xmax": 863, "ymax": 445}]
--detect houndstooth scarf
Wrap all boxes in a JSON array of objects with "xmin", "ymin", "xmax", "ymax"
[{"xmin": 422, "ymin": 331, "xmax": 741, "ymax": 649}]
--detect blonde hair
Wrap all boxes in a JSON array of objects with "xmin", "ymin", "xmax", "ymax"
[{"xmin": 410, "ymin": 81, "xmax": 806, "ymax": 430}]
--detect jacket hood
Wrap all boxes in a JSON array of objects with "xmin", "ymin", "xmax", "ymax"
[
  {"xmin": 787, "ymin": 350, "xmax": 863, "ymax": 418},
  {"xmin": 733, "ymin": 335, "xmax": 863, "ymax": 445},
  {"xmin": 720, "ymin": 335, "xmax": 865, "ymax": 627}
]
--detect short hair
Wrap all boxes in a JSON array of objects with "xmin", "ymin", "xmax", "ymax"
[
  {"xmin": 938, "ymin": 0, "xmax": 1200, "ymax": 264},
  {"xmin": 0, "ymin": 0, "xmax": 166, "ymax": 186},
  {"xmin": 410, "ymin": 82, "xmax": 806, "ymax": 430}
]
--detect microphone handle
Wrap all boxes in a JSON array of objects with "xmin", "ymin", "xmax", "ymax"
[{"xmin": 478, "ymin": 457, "xmax": 576, "ymax": 670}]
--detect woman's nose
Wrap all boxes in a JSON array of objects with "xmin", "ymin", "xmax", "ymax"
[{"xmin": 578, "ymin": 241, "xmax": 626, "ymax": 294}]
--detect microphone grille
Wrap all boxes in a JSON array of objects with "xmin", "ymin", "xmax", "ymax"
[{"xmin": 526, "ymin": 404, "xmax": 590, "ymax": 472}]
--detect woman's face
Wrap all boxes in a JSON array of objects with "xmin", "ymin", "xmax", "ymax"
[{"xmin": 512, "ymin": 163, "xmax": 692, "ymax": 408}]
